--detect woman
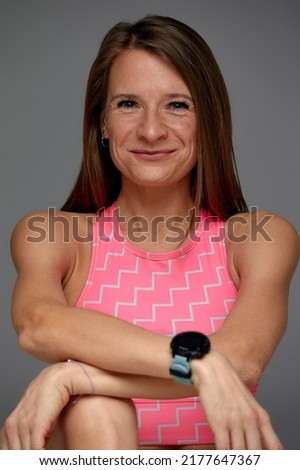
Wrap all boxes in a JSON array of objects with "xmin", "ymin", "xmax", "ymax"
[{"xmin": 1, "ymin": 15, "xmax": 299, "ymax": 450}]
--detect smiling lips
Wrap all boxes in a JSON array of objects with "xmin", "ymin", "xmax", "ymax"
[{"xmin": 130, "ymin": 149, "xmax": 176, "ymax": 161}]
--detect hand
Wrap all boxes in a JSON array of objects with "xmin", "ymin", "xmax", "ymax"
[
  {"xmin": 1, "ymin": 363, "xmax": 76, "ymax": 449},
  {"xmin": 191, "ymin": 350, "xmax": 283, "ymax": 450}
]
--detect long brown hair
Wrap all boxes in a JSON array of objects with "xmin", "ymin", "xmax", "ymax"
[{"xmin": 61, "ymin": 15, "xmax": 248, "ymax": 219}]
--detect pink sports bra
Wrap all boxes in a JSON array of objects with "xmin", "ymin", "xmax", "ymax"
[{"xmin": 75, "ymin": 204, "xmax": 256, "ymax": 446}]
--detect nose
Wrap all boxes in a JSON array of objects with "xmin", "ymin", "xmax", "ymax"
[{"xmin": 136, "ymin": 108, "xmax": 168, "ymax": 142}]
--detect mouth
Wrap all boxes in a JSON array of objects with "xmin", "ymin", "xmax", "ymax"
[{"xmin": 130, "ymin": 149, "xmax": 176, "ymax": 161}]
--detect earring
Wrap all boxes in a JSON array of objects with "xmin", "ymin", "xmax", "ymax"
[
  {"xmin": 101, "ymin": 135, "xmax": 109, "ymax": 148},
  {"xmin": 101, "ymin": 124, "xmax": 109, "ymax": 147}
]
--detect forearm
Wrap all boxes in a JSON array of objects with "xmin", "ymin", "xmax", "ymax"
[
  {"xmin": 17, "ymin": 299, "xmax": 269, "ymax": 392},
  {"xmin": 17, "ymin": 300, "xmax": 260, "ymax": 387},
  {"xmin": 64, "ymin": 361, "xmax": 197, "ymax": 400},
  {"xmin": 18, "ymin": 301, "xmax": 172, "ymax": 379}
]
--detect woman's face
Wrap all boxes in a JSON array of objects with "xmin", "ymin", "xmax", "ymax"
[{"xmin": 103, "ymin": 49, "xmax": 197, "ymax": 190}]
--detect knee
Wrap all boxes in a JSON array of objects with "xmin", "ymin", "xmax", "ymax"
[
  {"xmin": 65, "ymin": 395, "xmax": 136, "ymax": 424},
  {"xmin": 61, "ymin": 395, "xmax": 138, "ymax": 449}
]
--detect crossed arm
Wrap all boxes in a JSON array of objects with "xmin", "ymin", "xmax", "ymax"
[{"xmin": 1, "ymin": 211, "xmax": 299, "ymax": 449}]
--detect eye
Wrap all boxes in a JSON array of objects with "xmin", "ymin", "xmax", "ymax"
[
  {"xmin": 116, "ymin": 99, "xmax": 138, "ymax": 109},
  {"xmin": 168, "ymin": 100, "xmax": 190, "ymax": 111}
]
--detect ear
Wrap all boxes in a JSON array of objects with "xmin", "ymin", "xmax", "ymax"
[{"xmin": 100, "ymin": 119, "xmax": 109, "ymax": 139}]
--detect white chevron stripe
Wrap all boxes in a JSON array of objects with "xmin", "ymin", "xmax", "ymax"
[
  {"xmin": 208, "ymin": 297, "xmax": 236, "ymax": 331},
  {"xmin": 84, "ymin": 252, "xmax": 140, "ymax": 309},
  {"xmin": 95, "ymin": 245, "xmax": 126, "ymax": 271},
  {"xmin": 171, "ymin": 265, "xmax": 224, "ymax": 335},
  {"xmin": 120, "ymin": 259, "xmax": 173, "ymax": 324},
  {"xmin": 156, "ymin": 398, "xmax": 199, "ymax": 443},
  {"xmin": 209, "ymin": 296, "xmax": 236, "ymax": 331},
  {"xmin": 138, "ymin": 398, "xmax": 205, "ymax": 445},
  {"xmin": 136, "ymin": 401, "xmax": 161, "ymax": 429},
  {"xmin": 223, "ymin": 297, "xmax": 236, "ymax": 314},
  {"xmin": 84, "ymin": 247, "xmax": 127, "ymax": 307},
  {"xmin": 135, "ymin": 241, "xmax": 216, "ymax": 330},
  {"xmin": 177, "ymin": 421, "xmax": 211, "ymax": 445},
  {"xmin": 210, "ymin": 316, "xmax": 226, "ymax": 333}
]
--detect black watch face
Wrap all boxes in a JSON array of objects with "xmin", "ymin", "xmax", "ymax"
[{"xmin": 171, "ymin": 331, "xmax": 210, "ymax": 359}]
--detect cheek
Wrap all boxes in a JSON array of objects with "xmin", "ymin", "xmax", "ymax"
[
  {"xmin": 105, "ymin": 114, "xmax": 136, "ymax": 141},
  {"xmin": 172, "ymin": 118, "xmax": 197, "ymax": 140}
]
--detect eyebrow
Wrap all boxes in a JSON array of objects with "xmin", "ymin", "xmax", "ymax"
[{"xmin": 110, "ymin": 93, "xmax": 194, "ymax": 102}]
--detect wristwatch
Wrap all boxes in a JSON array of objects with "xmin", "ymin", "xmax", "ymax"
[{"xmin": 170, "ymin": 331, "xmax": 210, "ymax": 384}]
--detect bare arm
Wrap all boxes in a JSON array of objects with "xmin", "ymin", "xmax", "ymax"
[
  {"xmin": 0, "ymin": 356, "xmax": 282, "ymax": 450},
  {"xmin": 3, "ymin": 210, "xmax": 298, "ymax": 449},
  {"xmin": 10, "ymin": 212, "xmax": 171, "ymax": 378},
  {"xmin": 209, "ymin": 211, "xmax": 299, "ymax": 382},
  {"xmin": 11, "ymin": 211, "xmax": 299, "ymax": 385}
]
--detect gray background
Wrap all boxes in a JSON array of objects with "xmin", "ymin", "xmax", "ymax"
[{"xmin": 0, "ymin": 0, "xmax": 299, "ymax": 449}]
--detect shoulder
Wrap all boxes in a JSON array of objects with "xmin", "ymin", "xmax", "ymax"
[
  {"xmin": 225, "ymin": 211, "xmax": 299, "ymax": 288},
  {"xmin": 11, "ymin": 209, "xmax": 96, "ymax": 242},
  {"xmin": 11, "ymin": 210, "xmax": 97, "ymax": 273},
  {"xmin": 226, "ymin": 210, "xmax": 299, "ymax": 245}
]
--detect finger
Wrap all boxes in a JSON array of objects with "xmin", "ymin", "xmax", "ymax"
[
  {"xmin": 31, "ymin": 431, "xmax": 47, "ymax": 450},
  {"xmin": 213, "ymin": 424, "xmax": 231, "ymax": 450},
  {"xmin": 259, "ymin": 413, "xmax": 283, "ymax": 450},
  {"xmin": 3, "ymin": 417, "xmax": 23, "ymax": 450},
  {"xmin": 230, "ymin": 405, "xmax": 263, "ymax": 450},
  {"xmin": 229, "ymin": 422, "xmax": 247, "ymax": 450},
  {"xmin": 30, "ymin": 418, "xmax": 54, "ymax": 450},
  {"xmin": 244, "ymin": 420, "xmax": 263, "ymax": 450},
  {"xmin": 0, "ymin": 427, "xmax": 8, "ymax": 450},
  {"xmin": 18, "ymin": 427, "xmax": 32, "ymax": 450},
  {"xmin": 16, "ymin": 415, "xmax": 35, "ymax": 450}
]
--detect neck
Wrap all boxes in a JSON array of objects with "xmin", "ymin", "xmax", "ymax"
[
  {"xmin": 114, "ymin": 180, "xmax": 198, "ymax": 252},
  {"xmin": 116, "ymin": 179, "xmax": 195, "ymax": 220}
]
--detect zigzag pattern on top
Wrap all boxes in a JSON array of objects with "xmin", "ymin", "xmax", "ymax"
[{"xmin": 76, "ymin": 204, "xmax": 239, "ymax": 446}]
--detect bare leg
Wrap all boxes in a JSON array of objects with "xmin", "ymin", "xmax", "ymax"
[{"xmin": 55, "ymin": 396, "xmax": 139, "ymax": 450}]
